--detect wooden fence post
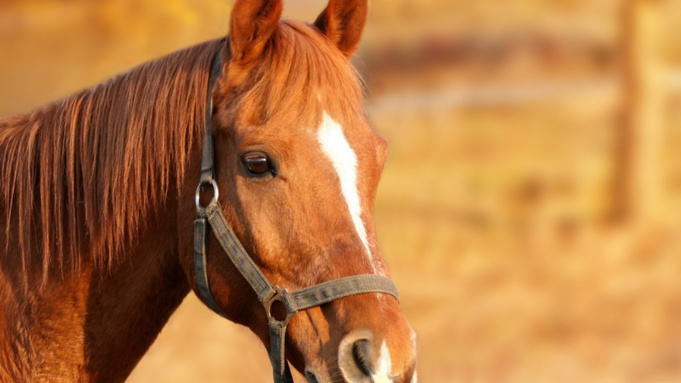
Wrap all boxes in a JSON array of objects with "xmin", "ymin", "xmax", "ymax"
[{"xmin": 617, "ymin": 0, "xmax": 665, "ymax": 224}]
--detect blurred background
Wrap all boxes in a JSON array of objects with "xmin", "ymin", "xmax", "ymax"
[{"xmin": 2, "ymin": 0, "xmax": 681, "ymax": 382}]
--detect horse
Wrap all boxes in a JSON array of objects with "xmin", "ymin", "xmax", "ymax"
[{"xmin": 0, "ymin": 0, "xmax": 417, "ymax": 382}]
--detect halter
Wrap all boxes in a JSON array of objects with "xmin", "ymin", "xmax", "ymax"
[{"xmin": 193, "ymin": 52, "xmax": 400, "ymax": 383}]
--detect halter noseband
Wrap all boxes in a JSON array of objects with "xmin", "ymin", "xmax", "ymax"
[{"xmin": 193, "ymin": 52, "xmax": 399, "ymax": 383}]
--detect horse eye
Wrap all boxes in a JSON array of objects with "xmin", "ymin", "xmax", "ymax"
[{"xmin": 242, "ymin": 153, "xmax": 272, "ymax": 176}]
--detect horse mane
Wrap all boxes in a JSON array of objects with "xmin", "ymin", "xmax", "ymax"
[
  {"xmin": 0, "ymin": 19, "xmax": 364, "ymax": 284},
  {"xmin": 0, "ymin": 38, "xmax": 224, "ymax": 281}
]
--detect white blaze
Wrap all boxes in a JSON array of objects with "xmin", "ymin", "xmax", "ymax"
[
  {"xmin": 316, "ymin": 111, "xmax": 372, "ymax": 261},
  {"xmin": 372, "ymin": 341, "xmax": 394, "ymax": 383}
]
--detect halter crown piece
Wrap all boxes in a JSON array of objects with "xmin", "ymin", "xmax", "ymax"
[{"xmin": 193, "ymin": 52, "xmax": 400, "ymax": 383}]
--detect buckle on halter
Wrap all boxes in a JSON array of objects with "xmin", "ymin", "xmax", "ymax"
[
  {"xmin": 195, "ymin": 179, "xmax": 219, "ymax": 208},
  {"xmin": 264, "ymin": 286, "xmax": 296, "ymax": 325}
]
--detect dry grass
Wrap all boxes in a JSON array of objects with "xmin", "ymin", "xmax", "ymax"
[{"xmin": 3, "ymin": 1, "xmax": 681, "ymax": 382}]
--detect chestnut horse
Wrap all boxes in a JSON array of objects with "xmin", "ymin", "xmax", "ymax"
[{"xmin": 0, "ymin": 0, "xmax": 417, "ymax": 382}]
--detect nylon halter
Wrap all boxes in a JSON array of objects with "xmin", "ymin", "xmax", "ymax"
[{"xmin": 193, "ymin": 52, "xmax": 400, "ymax": 383}]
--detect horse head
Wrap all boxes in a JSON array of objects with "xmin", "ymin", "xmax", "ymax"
[{"xmin": 178, "ymin": 0, "xmax": 418, "ymax": 381}]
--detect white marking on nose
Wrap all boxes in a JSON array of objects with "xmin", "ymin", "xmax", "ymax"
[
  {"xmin": 372, "ymin": 341, "xmax": 394, "ymax": 383},
  {"xmin": 316, "ymin": 111, "xmax": 373, "ymax": 263},
  {"xmin": 410, "ymin": 328, "xmax": 419, "ymax": 382}
]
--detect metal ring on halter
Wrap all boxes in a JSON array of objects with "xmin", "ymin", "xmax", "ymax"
[
  {"xmin": 195, "ymin": 179, "xmax": 219, "ymax": 208},
  {"xmin": 265, "ymin": 286, "xmax": 297, "ymax": 326}
]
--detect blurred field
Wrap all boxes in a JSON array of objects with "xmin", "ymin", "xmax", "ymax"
[{"xmin": 3, "ymin": 0, "xmax": 681, "ymax": 382}]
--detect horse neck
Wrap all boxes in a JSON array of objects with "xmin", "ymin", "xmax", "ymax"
[
  {"xmin": 0, "ymin": 41, "xmax": 221, "ymax": 381},
  {"xmin": 83, "ymin": 199, "xmax": 191, "ymax": 382},
  {"xmin": 0, "ymin": 158, "xmax": 192, "ymax": 383}
]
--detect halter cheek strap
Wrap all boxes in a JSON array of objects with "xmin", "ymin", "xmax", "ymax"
[{"xmin": 194, "ymin": 52, "xmax": 400, "ymax": 383}]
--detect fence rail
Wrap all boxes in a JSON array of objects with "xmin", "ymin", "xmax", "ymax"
[{"xmin": 369, "ymin": 70, "xmax": 681, "ymax": 113}]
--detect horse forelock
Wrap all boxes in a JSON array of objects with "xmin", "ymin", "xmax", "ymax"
[
  {"xmin": 220, "ymin": 20, "xmax": 365, "ymax": 128},
  {"xmin": 0, "ymin": 39, "xmax": 224, "ymax": 281}
]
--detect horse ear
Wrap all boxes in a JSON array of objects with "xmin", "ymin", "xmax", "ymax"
[
  {"xmin": 229, "ymin": 0, "xmax": 283, "ymax": 64},
  {"xmin": 314, "ymin": 0, "xmax": 368, "ymax": 57}
]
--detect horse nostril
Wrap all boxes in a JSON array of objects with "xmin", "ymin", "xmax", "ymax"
[{"xmin": 352, "ymin": 339, "xmax": 373, "ymax": 377}]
